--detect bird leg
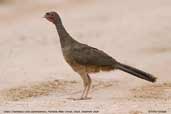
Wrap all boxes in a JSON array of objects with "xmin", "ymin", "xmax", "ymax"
[
  {"xmin": 74, "ymin": 73, "xmax": 92, "ymax": 100},
  {"xmin": 80, "ymin": 84, "xmax": 87, "ymax": 99},
  {"xmin": 84, "ymin": 74, "xmax": 91, "ymax": 99}
]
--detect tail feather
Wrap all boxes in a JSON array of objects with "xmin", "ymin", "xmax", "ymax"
[{"xmin": 116, "ymin": 62, "xmax": 157, "ymax": 83}]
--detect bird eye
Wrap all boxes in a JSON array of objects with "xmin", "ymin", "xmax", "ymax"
[{"xmin": 46, "ymin": 13, "xmax": 50, "ymax": 15}]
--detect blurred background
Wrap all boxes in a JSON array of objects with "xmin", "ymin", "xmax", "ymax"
[
  {"xmin": 0, "ymin": 0, "xmax": 171, "ymax": 87},
  {"xmin": 0, "ymin": 0, "xmax": 171, "ymax": 113},
  {"xmin": 0, "ymin": 0, "xmax": 171, "ymax": 114},
  {"xmin": 0, "ymin": 0, "xmax": 170, "ymax": 87}
]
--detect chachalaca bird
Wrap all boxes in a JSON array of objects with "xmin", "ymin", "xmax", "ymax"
[{"xmin": 44, "ymin": 11, "xmax": 157, "ymax": 100}]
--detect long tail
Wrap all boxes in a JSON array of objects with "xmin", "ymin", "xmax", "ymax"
[{"xmin": 115, "ymin": 62, "xmax": 157, "ymax": 83}]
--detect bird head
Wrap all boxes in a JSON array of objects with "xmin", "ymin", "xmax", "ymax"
[{"xmin": 44, "ymin": 11, "xmax": 60, "ymax": 24}]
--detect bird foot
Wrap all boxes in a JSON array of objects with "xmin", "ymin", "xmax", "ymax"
[
  {"xmin": 74, "ymin": 97, "xmax": 91, "ymax": 100},
  {"xmin": 67, "ymin": 97, "xmax": 91, "ymax": 101}
]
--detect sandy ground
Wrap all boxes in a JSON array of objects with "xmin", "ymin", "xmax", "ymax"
[{"xmin": 0, "ymin": 0, "xmax": 171, "ymax": 114}]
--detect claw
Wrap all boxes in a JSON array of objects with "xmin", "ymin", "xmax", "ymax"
[
  {"xmin": 73, "ymin": 97, "xmax": 91, "ymax": 101},
  {"xmin": 67, "ymin": 97, "xmax": 91, "ymax": 101}
]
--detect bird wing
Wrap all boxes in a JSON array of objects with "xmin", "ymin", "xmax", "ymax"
[{"xmin": 71, "ymin": 44, "xmax": 116, "ymax": 66}]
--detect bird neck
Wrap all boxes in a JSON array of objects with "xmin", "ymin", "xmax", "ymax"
[{"xmin": 54, "ymin": 18, "xmax": 74, "ymax": 48}]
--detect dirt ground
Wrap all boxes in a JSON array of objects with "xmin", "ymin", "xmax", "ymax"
[{"xmin": 0, "ymin": 0, "xmax": 171, "ymax": 114}]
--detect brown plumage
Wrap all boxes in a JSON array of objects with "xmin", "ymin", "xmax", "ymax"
[{"xmin": 44, "ymin": 11, "xmax": 157, "ymax": 100}]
